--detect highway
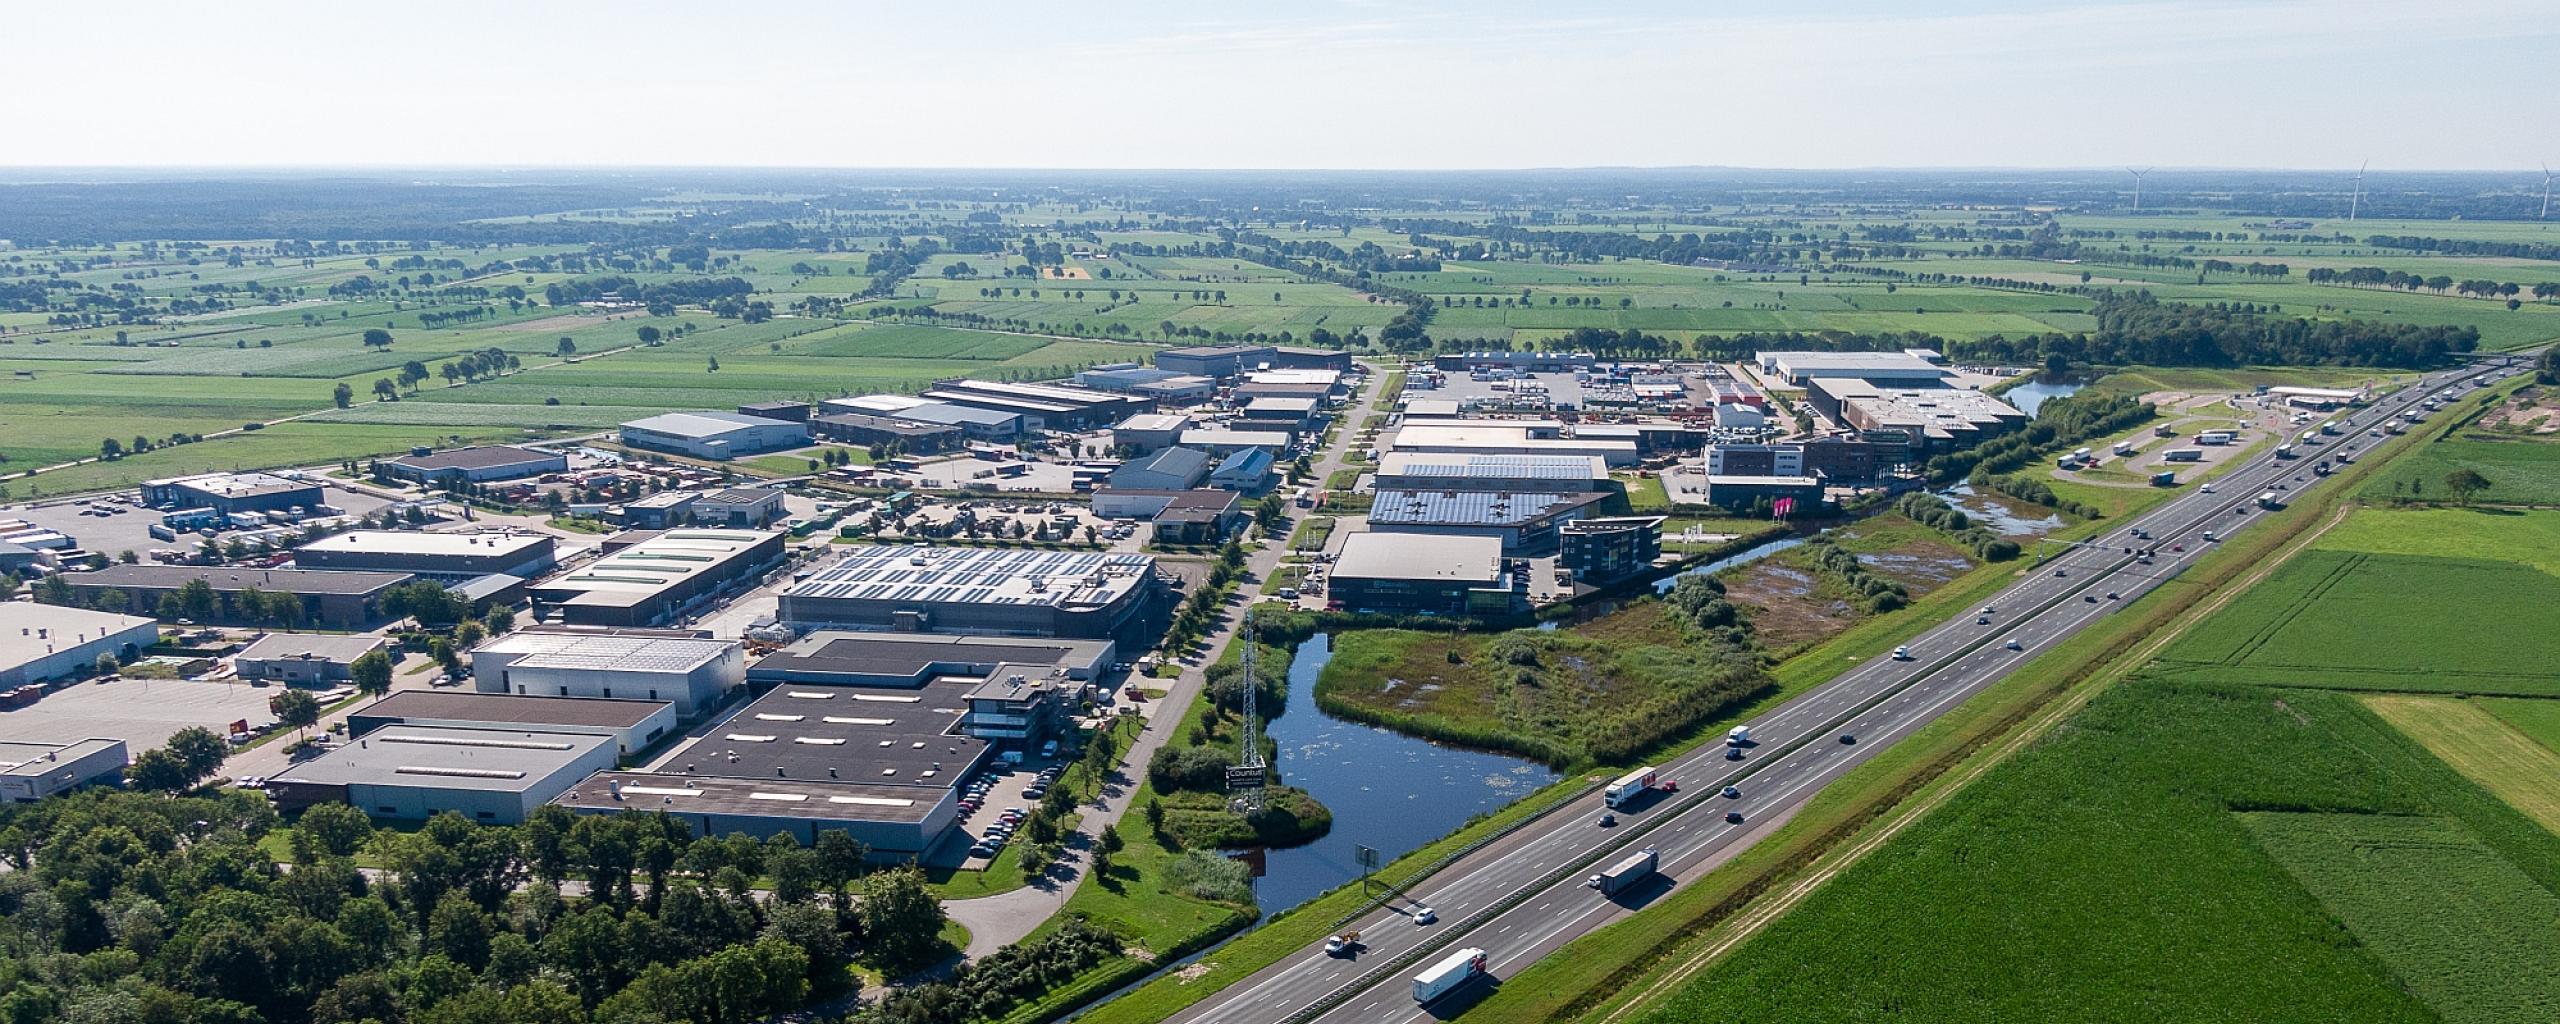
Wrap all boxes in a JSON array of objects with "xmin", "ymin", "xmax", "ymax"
[{"xmin": 1157, "ymin": 361, "xmax": 2516, "ymax": 1024}]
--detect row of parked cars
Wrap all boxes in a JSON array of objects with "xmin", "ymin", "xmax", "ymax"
[{"xmin": 962, "ymin": 762, "xmax": 1066, "ymax": 858}]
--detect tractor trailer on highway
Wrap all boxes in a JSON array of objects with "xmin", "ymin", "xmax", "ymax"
[
  {"xmin": 1413, "ymin": 947, "xmax": 1489, "ymax": 1004},
  {"xmin": 1591, "ymin": 847, "xmax": 1659, "ymax": 897},
  {"xmin": 1604, "ymin": 766, "xmax": 1659, "ymax": 808}
]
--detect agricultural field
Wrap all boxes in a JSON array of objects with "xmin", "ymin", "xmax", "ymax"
[
  {"xmin": 2361, "ymin": 696, "xmax": 2560, "ymax": 836},
  {"xmin": 2151, "ymin": 550, "xmax": 2560, "ymax": 696},
  {"xmin": 2364, "ymin": 384, "xmax": 2560, "ymax": 506},
  {"xmin": 1628, "ymin": 676, "xmax": 2560, "ymax": 1024}
]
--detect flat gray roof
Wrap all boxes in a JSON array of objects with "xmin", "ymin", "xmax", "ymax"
[
  {"xmin": 785, "ymin": 545, "xmax": 1154, "ymax": 612},
  {"xmin": 659, "ymin": 681, "xmax": 985, "ymax": 790},
  {"xmin": 0, "ymin": 605, "xmax": 157, "ymax": 671},
  {"xmin": 237, "ymin": 633, "xmax": 388, "ymax": 664},
  {"xmin": 388, "ymin": 445, "xmax": 561, "ymax": 472},
  {"xmin": 296, "ymin": 530, "xmax": 552, "ymax": 560},
  {"xmin": 273, "ymin": 726, "xmax": 614, "ymax": 793},
  {"xmin": 623, "ymin": 410, "xmax": 800, "ymax": 438},
  {"xmin": 1333, "ymin": 532, "xmax": 1504, "ymax": 584},
  {"xmin": 65, "ymin": 564, "xmax": 415, "ymax": 597},
  {"xmin": 557, "ymin": 771, "xmax": 940, "ymax": 824},
  {"xmin": 353, "ymin": 691, "xmax": 672, "ymax": 729},
  {"xmin": 0, "ymin": 738, "xmax": 125, "ymax": 778},
  {"xmin": 749, "ymin": 632, "xmax": 1111, "ymax": 684},
  {"xmin": 1368, "ymin": 490, "xmax": 1602, "ymax": 528},
  {"xmin": 476, "ymin": 632, "xmax": 739, "ymax": 673}
]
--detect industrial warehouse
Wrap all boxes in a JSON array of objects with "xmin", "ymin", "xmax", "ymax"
[
  {"xmin": 293, "ymin": 529, "xmax": 559, "ymax": 581},
  {"xmin": 471, "ymin": 630, "xmax": 746, "ymax": 717},
  {"xmin": 525, "ymin": 528, "xmax": 785, "ymax": 627},
  {"xmin": 267, "ymin": 725, "xmax": 621, "ymax": 825},
  {"xmin": 59, "ymin": 564, "xmax": 417, "ymax": 628},
  {"xmin": 780, "ymin": 545, "xmax": 1164, "ymax": 639},
  {"xmin": 349, "ymin": 690, "xmax": 680, "ymax": 755},
  {"xmin": 1328, "ymin": 533, "xmax": 1522, "ymax": 617}
]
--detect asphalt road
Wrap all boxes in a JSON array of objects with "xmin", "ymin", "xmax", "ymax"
[{"xmin": 1156, "ymin": 362, "xmax": 2516, "ymax": 1024}]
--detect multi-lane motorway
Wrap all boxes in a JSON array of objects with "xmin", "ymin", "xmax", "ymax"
[{"xmin": 1160, "ymin": 361, "xmax": 2517, "ymax": 1024}]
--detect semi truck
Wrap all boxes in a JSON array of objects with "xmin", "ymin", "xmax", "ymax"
[
  {"xmin": 2196, "ymin": 431, "xmax": 2235, "ymax": 446},
  {"xmin": 2112, "ymin": 441, "xmax": 2136, "ymax": 456},
  {"xmin": 1604, "ymin": 766, "xmax": 1659, "ymax": 809},
  {"xmin": 1727, "ymin": 725, "xmax": 1752, "ymax": 747},
  {"xmin": 2163, "ymin": 448, "xmax": 2204, "ymax": 462},
  {"xmin": 1413, "ymin": 947, "xmax": 1489, "ymax": 1004},
  {"xmin": 2151, "ymin": 471, "xmax": 2177, "ymax": 486},
  {"xmin": 2257, "ymin": 491, "xmax": 2282, "ymax": 510},
  {"xmin": 1590, "ymin": 846, "xmax": 1659, "ymax": 897}
]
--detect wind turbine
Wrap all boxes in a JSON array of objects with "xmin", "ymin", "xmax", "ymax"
[
  {"xmin": 2348, "ymin": 162, "xmax": 2367, "ymax": 221},
  {"xmin": 2128, "ymin": 167, "xmax": 2152, "ymax": 214},
  {"xmin": 2541, "ymin": 164, "xmax": 2552, "ymax": 221}
]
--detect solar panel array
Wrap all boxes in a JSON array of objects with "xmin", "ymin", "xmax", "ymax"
[
  {"xmin": 786, "ymin": 545, "xmax": 1151, "ymax": 609},
  {"xmin": 1368, "ymin": 489, "xmax": 1585, "ymax": 527}
]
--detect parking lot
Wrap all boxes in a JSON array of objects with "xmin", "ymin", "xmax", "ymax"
[
  {"xmin": 905, "ymin": 456, "xmax": 1081, "ymax": 493},
  {"xmin": 1401, "ymin": 365, "xmax": 1722, "ymax": 413},
  {"xmin": 0, "ymin": 674, "xmax": 278, "ymax": 752},
  {"xmin": 0, "ymin": 481, "xmax": 396, "ymax": 560}
]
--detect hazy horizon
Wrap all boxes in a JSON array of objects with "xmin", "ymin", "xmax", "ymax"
[{"xmin": 14, "ymin": 0, "xmax": 2557, "ymax": 171}]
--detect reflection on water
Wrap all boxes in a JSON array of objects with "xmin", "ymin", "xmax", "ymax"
[
  {"xmin": 1935, "ymin": 482, "xmax": 2065, "ymax": 537},
  {"xmin": 1654, "ymin": 535, "xmax": 1809, "ymax": 594},
  {"xmin": 2003, "ymin": 378, "xmax": 2085, "ymax": 417},
  {"xmin": 1252, "ymin": 634, "xmax": 1561, "ymax": 913}
]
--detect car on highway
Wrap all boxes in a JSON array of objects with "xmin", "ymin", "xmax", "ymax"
[
  {"xmin": 2107, "ymin": 592, "xmax": 2120, "ymax": 601},
  {"xmin": 1409, "ymin": 906, "xmax": 1436, "ymax": 926},
  {"xmin": 2201, "ymin": 483, "xmax": 2215, "ymax": 493},
  {"xmin": 1659, "ymin": 779, "xmax": 1678, "ymax": 793},
  {"xmin": 1725, "ymin": 746, "xmax": 1744, "ymax": 760},
  {"xmin": 1840, "ymin": 733, "xmax": 1857, "ymax": 744},
  {"xmin": 2054, "ymin": 568, "xmax": 2068, "ymax": 577},
  {"xmin": 1977, "ymin": 615, "xmax": 1990, "ymax": 625},
  {"xmin": 1981, "ymin": 605, "xmax": 1996, "ymax": 615},
  {"xmin": 1597, "ymin": 812, "xmax": 1617, "ymax": 827},
  {"xmin": 2005, "ymin": 639, "xmax": 2024, "ymax": 651},
  {"xmin": 1891, "ymin": 645, "xmax": 1913, "ymax": 660},
  {"xmin": 1721, "ymin": 785, "xmax": 1741, "ymax": 799},
  {"xmin": 1725, "ymin": 810, "xmax": 1745, "ymax": 823}
]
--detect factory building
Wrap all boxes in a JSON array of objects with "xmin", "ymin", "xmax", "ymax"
[
  {"xmin": 1328, "ymin": 533, "xmax": 1523, "ymax": 618},
  {"xmin": 384, "ymin": 445, "xmax": 567, "ymax": 485},
  {"xmin": 1389, "ymin": 423, "xmax": 1639, "ymax": 467},
  {"xmin": 1178, "ymin": 428, "xmax": 1295, "ymax": 455},
  {"xmin": 526, "ymin": 529, "xmax": 785, "ymax": 628},
  {"xmin": 0, "ymin": 739, "xmax": 130, "ymax": 803},
  {"xmin": 619, "ymin": 491, "xmax": 698, "ymax": 530},
  {"xmin": 1804, "ymin": 380, "xmax": 2026, "ymax": 452},
  {"xmin": 735, "ymin": 400, "xmax": 814, "ymax": 423},
  {"xmin": 1208, "ymin": 448, "xmax": 1274, "ymax": 492},
  {"xmin": 1073, "ymin": 367, "xmax": 1214, "ymax": 404},
  {"xmin": 1560, "ymin": 516, "xmax": 1666, "ymax": 582},
  {"xmin": 294, "ymin": 530, "xmax": 558, "ymax": 581},
  {"xmin": 1110, "ymin": 412, "xmax": 1192, "ymax": 454},
  {"xmin": 747, "ymin": 631, "xmax": 1112, "ymax": 745},
  {"xmin": 234, "ymin": 633, "xmax": 391, "ymax": 686},
  {"xmin": 1365, "ymin": 489, "xmax": 1607, "ymax": 554},
  {"xmin": 690, "ymin": 488, "xmax": 788, "ymax": 529},
  {"xmin": 1108, "ymin": 447, "xmax": 1213, "ymax": 491},
  {"xmin": 267, "ymin": 725, "xmax": 620, "ymax": 825},
  {"xmin": 1237, "ymin": 396, "xmax": 1321, "ymax": 434},
  {"xmin": 1753, "ymin": 351, "xmax": 1952, "ymax": 387},
  {"xmin": 811, "ymin": 411, "xmax": 963, "ymax": 452},
  {"xmin": 472, "ymin": 631, "xmax": 747, "ymax": 717},
  {"xmin": 619, "ymin": 411, "xmax": 812, "ymax": 460},
  {"xmin": 62, "ymin": 565, "xmax": 414, "ymax": 629},
  {"xmin": 920, "ymin": 379, "xmax": 1148, "ymax": 432},
  {"xmin": 1433, "ymin": 351, "xmax": 1597, "ymax": 372},
  {"xmin": 349, "ymin": 690, "xmax": 679, "ymax": 755},
  {"xmin": 1155, "ymin": 344, "xmax": 1271, "ymax": 380},
  {"xmin": 781, "ymin": 545, "xmax": 1162, "ymax": 640},
  {"xmin": 888, "ymin": 401, "xmax": 1025, "ymax": 440},
  {"xmin": 1089, "ymin": 489, "xmax": 1244, "ymax": 544},
  {"xmin": 1373, "ymin": 453, "xmax": 1609, "ymax": 494},
  {"xmin": 142, "ymin": 472, "xmax": 325, "ymax": 516},
  {"xmin": 0, "ymin": 605, "xmax": 161, "ymax": 687}
]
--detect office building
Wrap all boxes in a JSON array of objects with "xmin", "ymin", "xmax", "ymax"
[
  {"xmin": 349, "ymin": 690, "xmax": 679, "ymax": 754},
  {"xmin": 1238, "ymin": 396, "xmax": 1321, "ymax": 433},
  {"xmin": 472, "ymin": 631, "xmax": 747, "ymax": 717},
  {"xmin": 1155, "ymin": 344, "xmax": 1271, "ymax": 379},
  {"xmin": 1089, "ymin": 488, "xmax": 1243, "ymax": 544},
  {"xmin": 526, "ymin": 529, "xmax": 784, "ymax": 627},
  {"xmin": 619, "ymin": 491, "xmax": 699, "ymax": 530},
  {"xmin": 294, "ymin": 530, "xmax": 558, "ymax": 581},
  {"xmin": 234, "ymin": 633, "xmax": 391, "ymax": 686},
  {"xmin": 1560, "ymin": 516, "xmax": 1665, "ymax": 582},
  {"xmin": 267, "ymin": 725, "xmax": 619, "ymax": 825},
  {"xmin": 1805, "ymin": 380, "xmax": 2026, "ymax": 452},
  {"xmin": 619, "ymin": 411, "xmax": 811, "ymax": 460},
  {"xmin": 781, "ymin": 545, "xmax": 1161, "ymax": 639}
]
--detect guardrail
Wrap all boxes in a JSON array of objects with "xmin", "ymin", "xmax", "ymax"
[{"xmin": 1329, "ymin": 778, "xmax": 1605, "ymax": 929}]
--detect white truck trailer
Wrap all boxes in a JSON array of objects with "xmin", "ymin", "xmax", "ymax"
[
  {"xmin": 1603, "ymin": 766, "xmax": 1659, "ymax": 809},
  {"xmin": 1591, "ymin": 846, "xmax": 1659, "ymax": 897},
  {"xmin": 1413, "ymin": 947, "xmax": 1489, "ymax": 1004}
]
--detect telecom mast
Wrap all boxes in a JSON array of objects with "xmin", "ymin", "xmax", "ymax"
[{"xmin": 1226, "ymin": 607, "xmax": 1268, "ymax": 813}]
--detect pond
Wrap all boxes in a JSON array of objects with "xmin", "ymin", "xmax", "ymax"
[
  {"xmin": 1253, "ymin": 634, "xmax": 1560, "ymax": 914},
  {"xmin": 1934, "ymin": 482, "xmax": 2065, "ymax": 537},
  {"xmin": 1654, "ymin": 534, "xmax": 1810, "ymax": 594},
  {"xmin": 2003, "ymin": 378, "xmax": 2085, "ymax": 417}
]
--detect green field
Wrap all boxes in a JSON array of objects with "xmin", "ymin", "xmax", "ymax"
[
  {"xmin": 2242, "ymin": 811, "xmax": 2560, "ymax": 1024},
  {"xmin": 2363, "ymin": 695, "xmax": 2560, "ymax": 837},
  {"xmin": 1627, "ymin": 676, "xmax": 2560, "ymax": 1024},
  {"xmin": 2152, "ymin": 550, "xmax": 2560, "ymax": 695}
]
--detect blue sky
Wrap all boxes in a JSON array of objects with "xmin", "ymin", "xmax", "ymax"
[{"xmin": 12, "ymin": 0, "xmax": 2556, "ymax": 169}]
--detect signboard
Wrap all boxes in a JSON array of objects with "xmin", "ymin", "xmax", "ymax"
[{"xmin": 1225, "ymin": 766, "xmax": 1267, "ymax": 791}]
